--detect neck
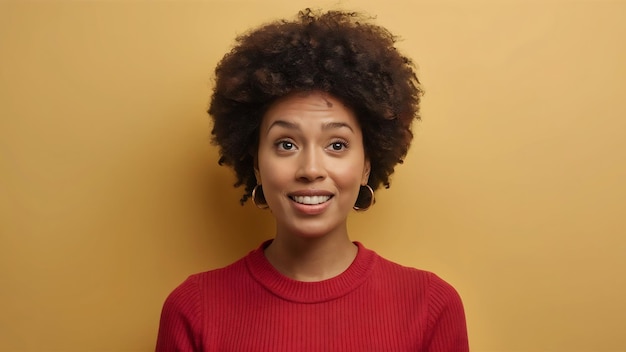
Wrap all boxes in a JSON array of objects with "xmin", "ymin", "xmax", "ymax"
[{"xmin": 264, "ymin": 231, "xmax": 358, "ymax": 282}]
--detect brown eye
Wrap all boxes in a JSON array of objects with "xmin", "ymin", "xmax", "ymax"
[
  {"xmin": 330, "ymin": 142, "xmax": 348, "ymax": 151},
  {"xmin": 277, "ymin": 141, "xmax": 294, "ymax": 150}
]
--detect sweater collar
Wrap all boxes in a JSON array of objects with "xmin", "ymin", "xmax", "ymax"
[{"xmin": 244, "ymin": 240, "xmax": 377, "ymax": 303}]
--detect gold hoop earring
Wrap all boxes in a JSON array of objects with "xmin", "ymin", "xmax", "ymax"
[
  {"xmin": 353, "ymin": 185, "xmax": 375, "ymax": 211},
  {"xmin": 252, "ymin": 184, "xmax": 269, "ymax": 209}
]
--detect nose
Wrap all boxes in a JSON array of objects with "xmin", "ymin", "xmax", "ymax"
[{"xmin": 295, "ymin": 148, "xmax": 327, "ymax": 182}]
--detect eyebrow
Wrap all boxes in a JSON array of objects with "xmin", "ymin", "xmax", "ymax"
[
  {"xmin": 322, "ymin": 122, "xmax": 354, "ymax": 133},
  {"xmin": 266, "ymin": 120, "xmax": 355, "ymax": 134}
]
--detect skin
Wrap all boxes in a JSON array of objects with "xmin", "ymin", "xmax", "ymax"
[{"xmin": 255, "ymin": 91, "xmax": 371, "ymax": 282}]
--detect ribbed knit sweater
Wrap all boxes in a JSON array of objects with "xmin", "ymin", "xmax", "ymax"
[{"xmin": 156, "ymin": 241, "xmax": 469, "ymax": 351}]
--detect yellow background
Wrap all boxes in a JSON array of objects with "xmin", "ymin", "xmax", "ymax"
[{"xmin": 1, "ymin": 1, "xmax": 625, "ymax": 351}]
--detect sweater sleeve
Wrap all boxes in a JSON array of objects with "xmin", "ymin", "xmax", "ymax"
[
  {"xmin": 155, "ymin": 276, "xmax": 203, "ymax": 351},
  {"xmin": 423, "ymin": 273, "xmax": 469, "ymax": 352}
]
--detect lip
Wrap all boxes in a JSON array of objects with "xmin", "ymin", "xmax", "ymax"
[
  {"xmin": 289, "ymin": 197, "xmax": 332, "ymax": 215},
  {"xmin": 287, "ymin": 190, "xmax": 334, "ymax": 215},
  {"xmin": 288, "ymin": 189, "xmax": 334, "ymax": 197}
]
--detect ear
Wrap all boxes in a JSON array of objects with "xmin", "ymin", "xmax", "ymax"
[
  {"xmin": 361, "ymin": 158, "xmax": 371, "ymax": 185},
  {"xmin": 253, "ymin": 156, "xmax": 262, "ymax": 184}
]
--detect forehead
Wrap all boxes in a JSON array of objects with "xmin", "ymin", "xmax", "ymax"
[{"xmin": 261, "ymin": 91, "xmax": 359, "ymax": 129}]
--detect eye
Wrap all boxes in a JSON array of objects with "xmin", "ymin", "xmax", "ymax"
[
  {"xmin": 276, "ymin": 140, "xmax": 295, "ymax": 151},
  {"xmin": 328, "ymin": 141, "xmax": 349, "ymax": 151}
]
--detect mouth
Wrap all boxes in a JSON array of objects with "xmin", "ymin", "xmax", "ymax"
[{"xmin": 289, "ymin": 195, "xmax": 333, "ymax": 205}]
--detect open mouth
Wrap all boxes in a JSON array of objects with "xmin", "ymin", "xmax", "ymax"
[{"xmin": 289, "ymin": 195, "xmax": 332, "ymax": 205}]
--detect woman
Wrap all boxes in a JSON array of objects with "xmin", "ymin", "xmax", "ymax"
[{"xmin": 157, "ymin": 9, "xmax": 469, "ymax": 351}]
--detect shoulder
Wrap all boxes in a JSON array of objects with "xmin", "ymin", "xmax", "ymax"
[
  {"xmin": 157, "ymin": 257, "xmax": 249, "ymax": 330},
  {"xmin": 163, "ymin": 241, "xmax": 271, "ymax": 309},
  {"xmin": 371, "ymin": 252, "xmax": 444, "ymax": 286},
  {"xmin": 163, "ymin": 253, "xmax": 249, "ymax": 308},
  {"xmin": 369, "ymin": 250, "xmax": 464, "ymax": 305},
  {"xmin": 170, "ymin": 256, "xmax": 248, "ymax": 301},
  {"xmin": 370, "ymin": 252, "xmax": 469, "ymax": 349},
  {"xmin": 156, "ymin": 254, "xmax": 256, "ymax": 350}
]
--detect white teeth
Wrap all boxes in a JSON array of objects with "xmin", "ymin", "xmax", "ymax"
[{"xmin": 292, "ymin": 195, "xmax": 331, "ymax": 205}]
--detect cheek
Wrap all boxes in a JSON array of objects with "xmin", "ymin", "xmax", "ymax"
[
  {"xmin": 261, "ymin": 168, "xmax": 285, "ymax": 187},
  {"xmin": 257, "ymin": 153, "xmax": 287, "ymax": 187},
  {"xmin": 328, "ymin": 159, "xmax": 366, "ymax": 188}
]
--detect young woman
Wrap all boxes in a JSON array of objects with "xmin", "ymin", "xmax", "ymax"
[{"xmin": 156, "ymin": 9, "xmax": 469, "ymax": 351}]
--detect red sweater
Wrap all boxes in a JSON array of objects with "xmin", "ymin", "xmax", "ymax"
[{"xmin": 156, "ymin": 241, "xmax": 469, "ymax": 351}]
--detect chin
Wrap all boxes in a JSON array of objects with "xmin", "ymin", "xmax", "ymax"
[
  {"xmin": 281, "ymin": 221, "xmax": 343, "ymax": 239},
  {"xmin": 290, "ymin": 226, "xmax": 331, "ymax": 238}
]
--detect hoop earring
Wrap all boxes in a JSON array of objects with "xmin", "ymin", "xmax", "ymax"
[
  {"xmin": 353, "ymin": 185, "xmax": 375, "ymax": 211},
  {"xmin": 252, "ymin": 184, "xmax": 269, "ymax": 209}
]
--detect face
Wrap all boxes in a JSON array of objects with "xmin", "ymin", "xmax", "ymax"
[{"xmin": 256, "ymin": 91, "xmax": 370, "ymax": 240}]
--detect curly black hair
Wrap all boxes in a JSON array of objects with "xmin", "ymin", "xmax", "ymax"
[{"xmin": 209, "ymin": 9, "xmax": 422, "ymax": 205}]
